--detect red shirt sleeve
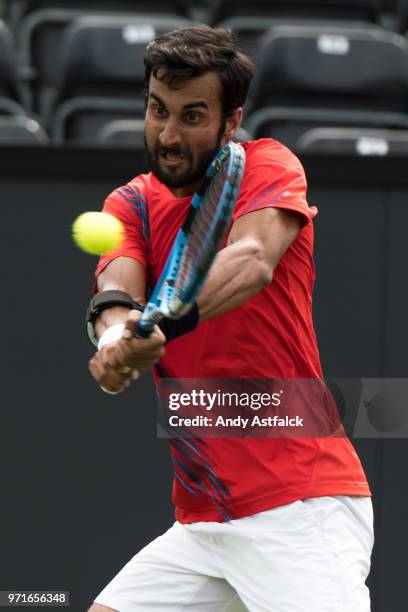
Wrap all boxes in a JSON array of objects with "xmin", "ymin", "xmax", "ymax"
[
  {"xmin": 233, "ymin": 139, "xmax": 318, "ymax": 225},
  {"xmin": 94, "ymin": 181, "xmax": 149, "ymax": 286}
]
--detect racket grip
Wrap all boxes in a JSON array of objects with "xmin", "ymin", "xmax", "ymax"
[{"xmin": 134, "ymin": 321, "xmax": 153, "ymax": 338}]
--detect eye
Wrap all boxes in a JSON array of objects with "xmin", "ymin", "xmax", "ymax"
[
  {"xmin": 151, "ymin": 105, "xmax": 167, "ymax": 117},
  {"xmin": 185, "ymin": 111, "xmax": 202, "ymax": 123}
]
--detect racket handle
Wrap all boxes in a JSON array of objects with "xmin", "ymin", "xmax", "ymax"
[{"xmin": 135, "ymin": 319, "xmax": 154, "ymax": 338}]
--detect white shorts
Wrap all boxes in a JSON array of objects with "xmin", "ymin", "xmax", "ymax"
[{"xmin": 93, "ymin": 495, "xmax": 374, "ymax": 612}]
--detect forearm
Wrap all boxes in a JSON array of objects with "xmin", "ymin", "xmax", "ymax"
[
  {"xmin": 88, "ymin": 258, "xmax": 165, "ymax": 394},
  {"xmin": 94, "ymin": 257, "xmax": 146, "ymax": 340},
  {"xmin": 197, "ymin": 237, "xmax": 272, "ymax": 320}
]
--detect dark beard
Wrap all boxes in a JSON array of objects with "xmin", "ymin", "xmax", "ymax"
[{"xmin": 144, "ymin": 124, "xmax": 225, "ymax": 190}]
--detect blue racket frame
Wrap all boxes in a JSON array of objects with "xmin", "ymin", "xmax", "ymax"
[{"xmin": 137, "ymin": 142, "xmax": 245, "ymax": 336}]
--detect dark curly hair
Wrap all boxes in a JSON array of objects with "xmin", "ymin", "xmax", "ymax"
[{"xmin": 144, "ymin": 26, "xmax": 255, "ymax": 117}]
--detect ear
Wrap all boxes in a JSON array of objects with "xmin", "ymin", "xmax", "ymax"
[{"xmin": 221, "ymin": 107, "xmax": 243, "ymax": 145}]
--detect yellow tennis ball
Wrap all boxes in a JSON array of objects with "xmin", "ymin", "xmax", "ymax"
[{"xmin": 72, "ymin": 212, "xmax": 123, "ymax": 255}]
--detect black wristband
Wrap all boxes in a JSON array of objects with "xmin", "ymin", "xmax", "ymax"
[
  {"xmin": 159, "ymin": 303, "xmax": 199, "ymax": 343},
  {"xmin": 86, "ymin": 290, "xmax": 144, "ymax": 347}
]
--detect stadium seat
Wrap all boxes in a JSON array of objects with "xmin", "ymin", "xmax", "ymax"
[
  {"xmin": 244, "ymin": 107, "xmax": 408, "ymax": 151},
  {"xmin": 96, "ymin": 118, "xmax": 145, "ymax": 149},
  {"xmin": 15, "ymin": 1, "xmax": 192, "ymax": 117},
  {"xmin": 294, "ymin": 126, "xmax": 408, "ymax": 155},
  {"xmin": 50, "ymin": 14, "xmax": 192, "ymax": 144},
  {"xmin": 4, "ymin": 0, "xmax": 191, "ymax": 30},
  {"xmin": 0, "ymin": 18, "xmax": 29, "ymax": 115},
  {"xmin": 247, "ymin": 24, "xmax": 408, "ymax": 113},
  {"xmin": 0, "ymin": 115, "xmax": 48, "ymax": 143},
  {"xmin": 210, "ymin": 0, "xmax": 382, "ymax": 26},
  {"xmin": 242, "ymin": 24, "xmax": 408, "ymax": 153},
  {"xmin": 218, "ymin": 15, "xmax": 381, "ymax": 64}
]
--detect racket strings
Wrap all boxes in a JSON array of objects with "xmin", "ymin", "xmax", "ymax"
[
  {"xmin": 175, "ymin": 170, "xmax": 227, "ymax": 292},
  {"xmin": 175, "ymin": 154, "xmax": 244, "ymax": 297},
  {"xmin": 178, "ymin": 159, "xmax": 240, "ymax": 272}
]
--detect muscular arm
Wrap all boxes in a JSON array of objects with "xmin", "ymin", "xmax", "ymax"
[
  {"xmin": 197, "ymin": 207, "xmax": 302, "ymax": 320},
  {"xmin": 95, "ymin": 207, "xmax": 302, "ymax": 332},
  {"xmin": 89, "ymin": 207, "xmax": 300, "ymax": 392}
]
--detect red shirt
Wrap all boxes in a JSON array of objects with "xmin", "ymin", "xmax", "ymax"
[{"xmin": 96, "ymin": 139, "xmax": 371, "ymax": 523}]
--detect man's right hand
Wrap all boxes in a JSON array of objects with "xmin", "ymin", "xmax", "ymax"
[{"xmin": 88, "ymin": 310, "xmax": 166, "ymax": 394}]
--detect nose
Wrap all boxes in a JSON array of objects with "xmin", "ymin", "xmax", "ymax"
[{"xmin": 158, "ymin": 118, "xmax": 181, "ymax": 149}]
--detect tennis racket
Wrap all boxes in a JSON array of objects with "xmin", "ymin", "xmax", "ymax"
[{"xmin": 136, "ymin": 141, "xmax": 246, "ymax": 337}]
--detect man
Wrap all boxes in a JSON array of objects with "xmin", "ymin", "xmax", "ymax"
[{"xmin": 88, "ymin": 26, "xmax": 373, "ymax": 612}]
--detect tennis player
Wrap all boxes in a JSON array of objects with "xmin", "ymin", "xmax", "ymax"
[{"xmin": 88, "ymin": 26, "xmax": 374, "ymax": 612}]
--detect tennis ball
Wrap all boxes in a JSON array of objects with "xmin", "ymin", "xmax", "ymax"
[{"xmin": 72, "ymin": 211, "xmax": 123, "ymax": 255}]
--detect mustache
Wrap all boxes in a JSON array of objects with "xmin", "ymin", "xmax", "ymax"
[{"xmin": 155, "ymin": 144, "xmax": 193, "ymax": 160}]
